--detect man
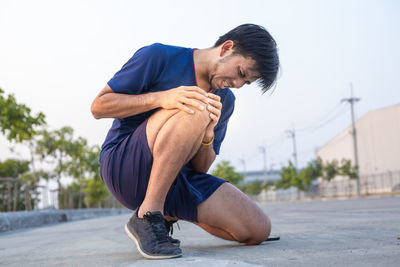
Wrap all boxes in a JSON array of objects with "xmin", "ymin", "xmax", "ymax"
[{"xmin": 91, "ymin": 24, "xmax": 279, "ymax": 259}]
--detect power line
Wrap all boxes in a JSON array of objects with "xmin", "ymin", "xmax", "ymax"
[
  {"xmin": 297, "ymin": 102, "xmax": 349, "ymax": 133},
  {"xmin": 256, "ymin": 96, "xmax": 354, "ymax": 171},
  {"xmin": 268, "ymin": 134, "xmax": 287, "ymax": 148},
  {"xmin": 297, "ymin": 102, "xmax": 345, "ymax": 131}
]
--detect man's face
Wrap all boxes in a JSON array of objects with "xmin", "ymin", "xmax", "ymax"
[{"xmin": 209, "ymin": 53, "xmax": 260, "ymax": 90}]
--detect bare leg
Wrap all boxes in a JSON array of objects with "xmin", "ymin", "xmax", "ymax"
[
  {"xmin": 197, "ymin": 183, "xmax": 271, "ymax": 245},
  {"xmin": 196, "ymin": 222, "xmax": 236, "ymax": 241},
  {"xmin": 137, "ymin": 107, "xmax": 210, "ymax": 218}
]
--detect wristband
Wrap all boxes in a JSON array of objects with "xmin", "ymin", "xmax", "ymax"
[{"xmin": 201, "ymin": 136, "xmax": 214, "ymax": 146}]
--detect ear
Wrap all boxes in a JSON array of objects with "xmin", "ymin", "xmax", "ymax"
[{"xmin": 219, "ymin": 40, "xmax": 235, "ymax": 57}]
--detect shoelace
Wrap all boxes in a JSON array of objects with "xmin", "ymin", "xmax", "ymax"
[{"xmin": 165, "ymin": 220, "xmax": 180, "ymax": 237}]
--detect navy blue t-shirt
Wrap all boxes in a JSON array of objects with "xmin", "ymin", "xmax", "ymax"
[{"xmin": 100, "ymin": 43, "xmax": 235, "ymax": 161}]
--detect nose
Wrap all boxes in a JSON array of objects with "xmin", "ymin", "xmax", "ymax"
[{"xmin": 232, "ymin": 79, "xmax": 246, "ymax": 88}]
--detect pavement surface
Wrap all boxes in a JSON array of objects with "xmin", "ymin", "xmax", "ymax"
[{"xmin": 1, "ymin": 196, "xmax": 399, "ymax": 266}]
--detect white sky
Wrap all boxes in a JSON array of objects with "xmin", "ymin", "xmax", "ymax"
[{"xmin": 1, "ymin": 0, "xmax": 399, "ymax": 173}]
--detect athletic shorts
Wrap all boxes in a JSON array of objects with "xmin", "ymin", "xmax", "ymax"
[{"xmin": 100, "ymin": 119, "xmax": 227, "ymax": 222}]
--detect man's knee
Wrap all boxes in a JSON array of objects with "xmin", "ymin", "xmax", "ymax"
[
  {"xmin": 178, "ymin": 107, "xmax": 211, "ymax": 128},
  {"xmin": 153, "ymin": 107, "xmax": 210, "ymax": 129},
  {"xmin": 248, "ymin": 216, "xmax": 271, "ymax": 245},
  {"xmin": 237, "ymin": 215, "xmax": 271, "ymax": 245},
  {"xmin": 147, "ymin": 107, "xmax": 210, "ymax": 151}
]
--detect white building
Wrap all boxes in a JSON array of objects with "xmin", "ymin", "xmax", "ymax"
[{"xmin": 316, "ymin": 103, "xmax": 400, "ymax": 195}]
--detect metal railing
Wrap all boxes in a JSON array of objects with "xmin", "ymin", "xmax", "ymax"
[
  {"xmin": 0, "ymin": 177, "xmax": 123, "ymax": 211},
  {"xmin": 0, "ymin": 177, "xmax": 33, "ymax": 212},
  {"xmin": 256, "ymin": 170, "xmax": 400, "ymax": 201}
]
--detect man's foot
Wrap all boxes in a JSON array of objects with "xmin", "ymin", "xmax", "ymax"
[
  {"xmin": 125, "ymin": 211, "xmax": 182, "ymax": 259},
  {"xmin": 165, "ymin": 219, "xmax": 181, "ymax": 246}
]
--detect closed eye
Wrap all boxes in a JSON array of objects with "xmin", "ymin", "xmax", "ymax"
[
  {"xmin": 238, "ymin": 68, "xmax": 245, "ymax": 78},
  {"xmin": 238, "ymin": 67, "xmax": 251, "ymax": 85}
]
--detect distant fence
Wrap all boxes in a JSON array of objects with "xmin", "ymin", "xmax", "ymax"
[
  {"xmin": 257, "ymin": 170, "xmax": 400, "ymax": 201},
  {"xmin": 0, "ymin": 177, "xmax": 123, "ymax": 211},
  {"xmin": 0, "ymin": 177, "xmax": 33, "ymax": 212}
]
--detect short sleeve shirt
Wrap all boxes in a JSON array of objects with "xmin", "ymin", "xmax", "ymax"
[{"xmin": 100, "ymin": 43, "xmax": 235, "ymax": 160}]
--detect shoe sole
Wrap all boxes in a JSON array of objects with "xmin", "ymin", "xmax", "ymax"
[{"xmin": 124, "ymin": 224, "xmax": 182, "ymax": 260}]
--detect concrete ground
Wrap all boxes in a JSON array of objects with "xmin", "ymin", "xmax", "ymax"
[{"xmin": 1, "ymin": 196, "xmax": 399, "ymax": 266}]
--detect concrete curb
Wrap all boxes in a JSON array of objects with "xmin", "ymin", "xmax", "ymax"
[{"xmin": 0, "ymin": 208, "xmax": 131, "ymax": 233}]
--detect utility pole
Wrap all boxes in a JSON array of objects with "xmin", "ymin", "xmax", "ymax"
[
  {"xmin": 285, "ymin": 126, "xmax": 298, "ymax": 171},
  {"xmin": 341, "ymin": 83, "xmax": 361, "ymax": 195},
  {"xmin": 258, "ymin": 146, "xmax": 267, "ymax": 181}
]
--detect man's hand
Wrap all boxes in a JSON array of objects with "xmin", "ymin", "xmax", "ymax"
[
  {"xmin": 203, "ymin": 93, "xmax": 222, "ymax": 142},
  {"xmin": 189, "ymin": 92, "xmax": 221, "ymax": 173},
  {"xmin": 158, "ymin": 86, "xmax": 222, "ymax": 144},
  {"xmin": 159, "ymin": 86, "xmax": 209, "ymax": 114}
]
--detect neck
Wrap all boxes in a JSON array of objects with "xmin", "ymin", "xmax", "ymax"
[{"xmin": 193, "ymin": 48, "xmax": 215, "ymax": 92}]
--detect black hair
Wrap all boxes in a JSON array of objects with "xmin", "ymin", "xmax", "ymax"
[{"xmin": 215, "ymin": 24, "xmax": 279, "ymax": 93}]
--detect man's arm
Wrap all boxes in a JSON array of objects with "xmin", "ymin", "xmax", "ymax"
[
  {"xmin": 91, "ymin": 84, "xmax": 209, "ymax": 119},
  {"xmin": 190, "ymin": 134, "xmax": 216, "ymax": 173},
  {"xmin": 190, "ymin": 94, "xmax": 222, "ymax": 173}
]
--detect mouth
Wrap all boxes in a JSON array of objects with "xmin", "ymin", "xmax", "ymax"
[{"xmin": 221, "ymin": 80, "xmax": 229, "ymax": 89}]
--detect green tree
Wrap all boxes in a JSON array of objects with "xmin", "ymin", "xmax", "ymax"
[
  {"xmin": 0, "ymin": 159, "xmax": 30, "ymax": 177},
  {"xmin": 0, "ymin": 88, "xmax": 47, "ymax": 211},
  {"xmin": 275, "ymin": 158, "xmax": 323, "ymax": 198},
  {"xmin": 263, "ymin": 180, "xmax": 275, "ymax": 191},
  {"xmin": 275, "ymin": 157, "xmax": 358, "ymax": 195},
  {"xmin": 323, "ymin": 159, "xmax": 339, "ymax": 181},
  {"xmin": 82, "ymin": 145, "xmax": 110, "ymax": 208},
  {"xmin": 338, "ymin": 159, "xmax": 358, "ymax": 179},
  {"xmin": 275, "ymin": 161, "xmax": 297, "ymax": 189},
  {"xmin": 84, "ymin": 177, "xmax": 110, "ymax": 208},
  {"xmin": 66, "ymin": 136, "xmax": 89, "ymax": 209},
  {"xmin": 67, "ymin": 143, "xmax": 110, "ymax": 209},
  {"xmin": 0, "ymin": 159, "xmax": 31, "ymax": 211},
  {"xmin": 297, "ymin": 157, "xmax": 323, "ymax": 190},
  {"xmin": 211, "ymin": 160, "xmax": 244, "ymax": 187},
  {"xmin": 240, "ymin": 180, "xmax": 263, "ymax": 195},
  {"xmin": 36, "ymin": 127, "xmax": 110, "ymax": 209},
  {"xmin": 0, "ymin": 88, "xmax": 45, "ymax": 142},
  {"xmin": 35, "ymin": 127, "xmax": 77, "ymax": 209}
]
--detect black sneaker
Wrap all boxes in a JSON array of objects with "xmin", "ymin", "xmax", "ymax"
[
  {"xmin": 165, "ymin": 219, "xmax": 181, "ymax": 246},
  {"xmin": 125, "ymin": 210, "xmax": 182, "ymax": 259}
]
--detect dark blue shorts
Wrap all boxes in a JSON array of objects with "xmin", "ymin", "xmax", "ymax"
[{"xmin": 100, "ymin": 119, "xmax": 227, "ymax": 222}]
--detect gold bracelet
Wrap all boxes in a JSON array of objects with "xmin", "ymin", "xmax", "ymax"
[{"xmin": 201, "ymin": 136, "xmax": 214, "ymax": 146}]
